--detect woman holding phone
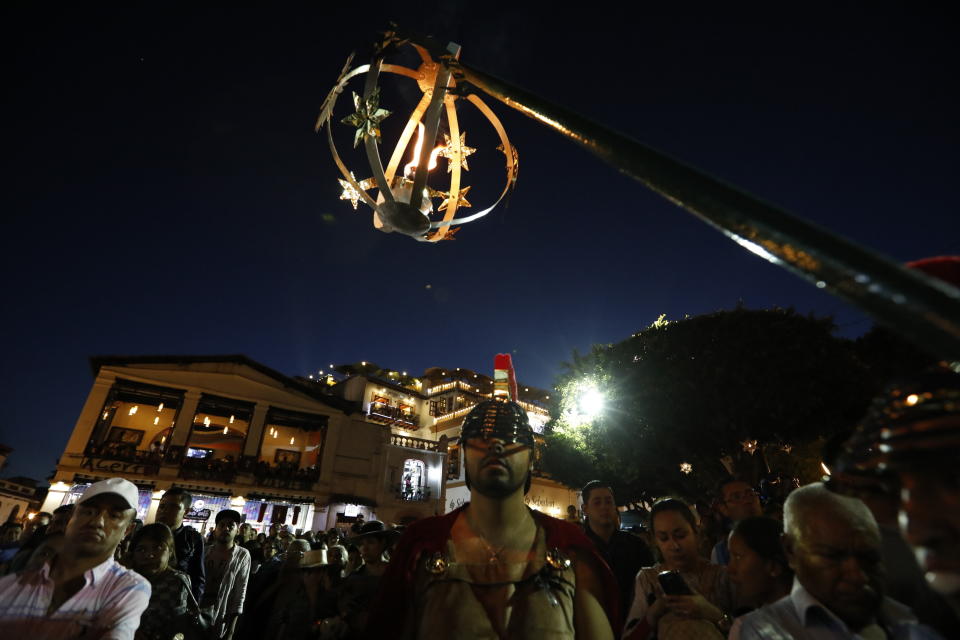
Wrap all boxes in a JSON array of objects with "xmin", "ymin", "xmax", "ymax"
[{"xmin": 622, "ymin": 498, "xmax": 734, "ymax": 640}]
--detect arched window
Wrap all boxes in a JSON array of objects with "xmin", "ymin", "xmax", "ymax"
[{"xmin": 401, "ymin": 459, "xmax": 426, "ymax": 500}]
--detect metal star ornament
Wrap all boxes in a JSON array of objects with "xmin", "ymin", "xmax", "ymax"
[
  {"xmin": 337, "ymin": 173, "xmax": 376, "ymax": 209},
  {"xmin": 341, "ymin": 88, "xmax": 391, "ymax": 148},
  {"xmin": 437, "ymin": 226, "xmax": 461, "ymax": 241},
  {"xmin": 338, "ymin": 177, "xmax": 362, "ymax": 210},
  {"xmin": 438, "ymin": 132, "xmax": 476, "ymax": 172},
  {"xmin": 438, "ymin": 186, "xmax": 472, "ymax": 211}
]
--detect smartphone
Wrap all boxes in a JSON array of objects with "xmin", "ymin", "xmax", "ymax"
[{"xmin": 657, "ymin": 570, "xmax": 693, "ymax": 595}]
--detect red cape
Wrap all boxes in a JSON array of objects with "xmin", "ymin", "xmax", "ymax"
[{"xmin": 368, "ymin": 505, "xmax": 622, "ymax": 636}]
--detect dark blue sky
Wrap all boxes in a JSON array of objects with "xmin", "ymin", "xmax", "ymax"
[{"xmin": 2, "ymin": 5, "xmax": 956, "ymax": 481}]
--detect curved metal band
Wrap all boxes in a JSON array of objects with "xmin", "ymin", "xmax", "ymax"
[
  {"xmin": 427, "ymin": 95, "xmax": 463, "ymax": 241},
  {"xmin": 327, "ymin": 125, "xmax": 378, "ymax": 210},
  {"xmin": 429, "ymin": 93, "xmax": 515, "ymax": 229}
]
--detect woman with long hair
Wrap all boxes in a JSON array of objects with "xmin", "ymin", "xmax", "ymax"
[
  {"xmin": 727, "ymin": 516, "xmax": 792, "ymax": 611},
  {"xmin": 726, "ymin": 516, "xmax": 792, "ymax": 637},
  {"xmin": 129, "ymin": 523, "xmax": 193, "ymax": 640},
  {"xmin": 623, "ymin": 498, "xmax": 733, "ymax": 640}
]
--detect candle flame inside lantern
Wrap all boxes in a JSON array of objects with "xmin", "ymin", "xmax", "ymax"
[{"xmin": 403, "ymin": 123, "xmax": 444, "ymax": 178}]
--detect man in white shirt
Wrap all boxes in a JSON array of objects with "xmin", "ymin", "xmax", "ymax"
[
  {"xmin": 735, "ymin": 483, "xmax": 941, "ymax": 639},
  {"xmin": 201, "ymin": 509, "xmax": 250, "ymax": 640},
  {"xmin": 0, "ymin": 477, "xmax": 151, "ymax": 639}
]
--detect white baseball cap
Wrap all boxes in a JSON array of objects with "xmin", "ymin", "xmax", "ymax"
[{"xmin": 79, "ymin": 477, "xmax": 140, "ymax": 511}]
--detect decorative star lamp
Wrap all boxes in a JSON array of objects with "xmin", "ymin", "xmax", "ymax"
[{"xmin": 316, "ymin": 32, "xmax": 517, "ymax": 242}]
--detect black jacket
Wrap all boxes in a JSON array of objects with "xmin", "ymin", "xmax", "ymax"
[
  {"xmin": 173, "ymin": 524, "xmax": 206, "ymax": 601},
  {"xmin": 585, "ymin": 525, "xmax": 654, "ymax": 616}
]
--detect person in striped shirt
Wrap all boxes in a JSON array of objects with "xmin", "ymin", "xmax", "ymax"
[{"xmin": 0, "ymin": 477, "xmax": 151, "ymax": 639}]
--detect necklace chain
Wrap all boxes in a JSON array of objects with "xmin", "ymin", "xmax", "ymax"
[
  {"xmin": 467, "ymin": 513, "xmax": 531, "ymax": 565},
  {"xmin": 475, "ymin": 532, "xmax": 505, "ymax": 564}
]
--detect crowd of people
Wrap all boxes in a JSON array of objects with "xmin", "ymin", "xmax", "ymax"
[{"xmin": 0, "ymin": 364, "xmax": 958, "ymax": 639}]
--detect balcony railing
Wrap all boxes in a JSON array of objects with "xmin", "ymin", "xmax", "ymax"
[
  {"xmin": 84, "ymin": 443, "xmax": 163, "ymax": 463},
  {"xmin": 83, "ymin": 443, "xmax": 163, "ymax": 471},
  {"xmin": 368, "ymin": 403, "xmax": 421, "ymax": 428},
  {"xmin": 391, "ymin": 482, "xmax": 432, "ymax": 502},
  {"xmin": 178, "ymin": 457, "xmax": 236, "ymax": 483},
  {"xmin": 251, "ymin": 462, "xmax": 320, "ymax": 491},
  {"xmin": 390, "ymin": 434, "xmax": 441, "ymax": 452}
]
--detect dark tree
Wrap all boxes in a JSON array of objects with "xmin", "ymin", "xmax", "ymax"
[{"xmin": 542, "ymin": 307, "xmax": 878, "ymax": 504}]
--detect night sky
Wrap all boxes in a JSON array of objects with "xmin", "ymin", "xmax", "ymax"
[{"xmin": 2, "ymin": 5, "xmax": 956, "ymax": 481}]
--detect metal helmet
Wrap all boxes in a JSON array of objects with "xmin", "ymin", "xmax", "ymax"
[
  {"xmin": 460, "ymin": 399, "xmax": 535, "ymax": 448},
  {"xmin": 840, "ymin": 365, "xmax": 960, "ymax": 473}
]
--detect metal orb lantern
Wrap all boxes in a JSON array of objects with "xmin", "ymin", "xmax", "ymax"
[{"xmin": 316, "ymin": 36, "xmax": 518, "ymax": 242}]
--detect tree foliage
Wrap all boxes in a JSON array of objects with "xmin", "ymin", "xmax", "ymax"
[{"xmin": 542, "ymin": 307, "xmax": 880, "ymax": 504}]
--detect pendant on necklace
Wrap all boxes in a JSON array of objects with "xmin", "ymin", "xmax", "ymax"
[{"xmin": 478, "ymin": 536, "xmax": 504, "ymax": 564}]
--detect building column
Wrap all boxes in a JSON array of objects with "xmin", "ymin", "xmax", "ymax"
[
  {"xmin": 39, "ymin": 481, "xmax": 73, "ymax": 513},
  {"xmin": 169, "ymin": 390, "xmax": 202, "ymax": 448},
  {"xmin": 62, "ymin": 374, "xmax": 117, "ymax": 458},
  {"xmin": 311, "ymin": 501, "xmax": 330, "ymax": 532},
  {"xmin": 242, "ymin": 403, "xmax": 269, "ymax": 458},
  {"xmin": 145, "ymin": 489, "xmax": 165, "ymax": 524}
]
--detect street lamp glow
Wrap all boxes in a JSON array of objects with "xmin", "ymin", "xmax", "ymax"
[{"xmin": 577, "ymin": 383, "xmax": 605, "ymax": 420}]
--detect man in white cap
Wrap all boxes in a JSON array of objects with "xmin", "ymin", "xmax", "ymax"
[{"xmin": 0, "ymin": 477, "xmax": 151, "ymax": 638}]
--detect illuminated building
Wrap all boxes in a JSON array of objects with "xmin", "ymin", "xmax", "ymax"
[
  {"xmin": 41, "ymin": 354, "xmax": 577, "ymax": 533},
  {"xmin": 40, "ymin": 356, "xmax": 447, "ymax": 533},
  {"xmin": 327, "ymin": 359, "xmax": 577, "ymax": 519}
]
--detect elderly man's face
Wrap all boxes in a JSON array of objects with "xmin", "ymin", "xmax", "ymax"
[
  {"xmin": 900, "ymin": 468, "xmax": 960, "ymax": 596},
  {"xmin": 66, "ymin": 494, "xmax": 136, "ymax": 559},
  {"xmin": 786, "ymin": 508, "xmax": 884, "ymax": 631}
]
